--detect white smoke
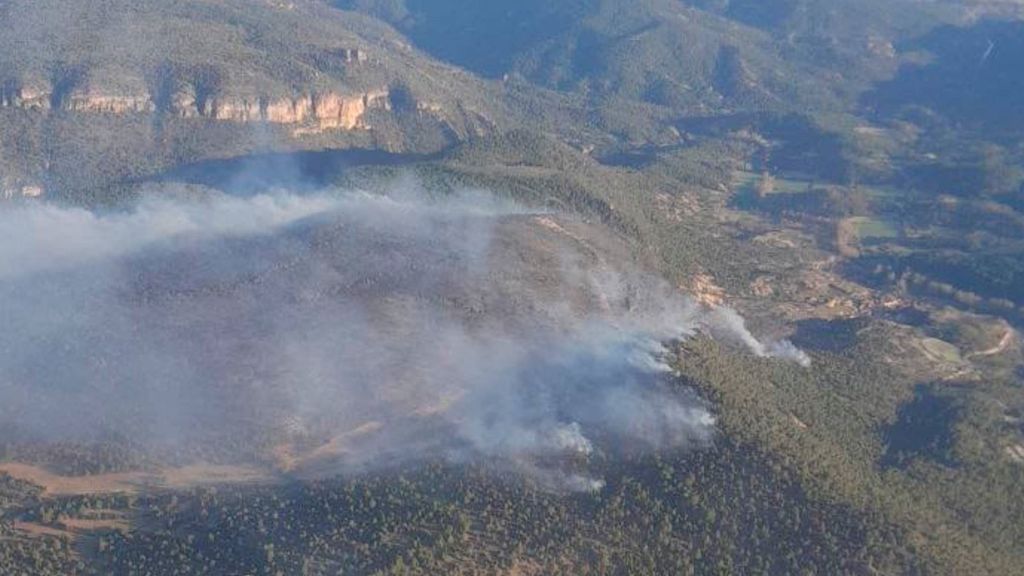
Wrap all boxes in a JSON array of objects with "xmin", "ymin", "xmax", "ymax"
[
  {"xmin": 0, "ymin": 186, "xmax": 808, "ymax": 490},
  {"xmin": 703, "ymin": 307, "xmax": 812, "ymax": 367},
  {"xmin": 552, "ymin": 423, "xmax": 594, "ymax": 456},
  {"xmin": 0, "ymin": 192, "xmax": 344, "ymax": 280}
]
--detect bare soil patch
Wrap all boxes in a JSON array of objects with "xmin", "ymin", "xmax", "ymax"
[{"xmin": 0, "ymin": 462, "xmax": 271, "ymax": 497}]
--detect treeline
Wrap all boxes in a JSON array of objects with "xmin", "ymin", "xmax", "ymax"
[{"xmin": 2, "ymin": 438, "xmax": 920, "ymax": 575}]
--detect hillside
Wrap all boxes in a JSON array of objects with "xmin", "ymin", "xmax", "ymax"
[
  {"xmin": 0, "ymin": 0, "xmax": 589, "ymax": 198},
  {"xmin": 339, "ymin": 0, "xmax": 961, "ymax": 113},
  {"xmin": 2, "ymin": 0, "xmax": 1017, "ymax": 199}
]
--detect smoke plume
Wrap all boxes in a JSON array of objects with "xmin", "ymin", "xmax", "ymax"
[{"xmin": 0, "ymin": 184, "xmax": 807, "ymax": 489}]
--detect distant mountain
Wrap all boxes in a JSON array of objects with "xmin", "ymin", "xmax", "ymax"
[
  {"xmin": 338, "ymin": 0, "xmax": 963, "ymax": 115},
  {"xmin": 0, "ymin": 0, "xmax": 1018, "ymax": 199},
  {"xmin": 868, "ymin": 19, "xmax": 1024, "ymax": 139}
]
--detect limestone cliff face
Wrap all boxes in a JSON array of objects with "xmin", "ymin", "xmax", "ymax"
[
  {"xmin": 309, "ymin": 90, "xmax": 390, "ymax": 130},
  {"xmin": 264, "ymin": 96, "xmax": 314, "ymax": 124},
  {"xmin": 0, "ymin": 85, "xmax": 50, "ymax": 110},
  {"xmin": 205, "ymin": 97, "xmax": 260, "ymax": 122},
  {"xmin": 199, "ymin": 90, "xmax": 389, "ymax": 130},
  {"xmin": 0, "ymin": 81, "xmax": 390, "ymax": 133}
]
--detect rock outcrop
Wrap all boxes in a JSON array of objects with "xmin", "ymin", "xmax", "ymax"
[
  {"xmin": 194, "ymin": 90, "xmax": 390, "ymax": 131},
  {"xmin": 0, "ymin": 85, "xmax": 49, "ymax": 110},
  {"xmin": 307, "ymin": 90, "xmax": 390, "ymax": 130},
  {"xmin": 0, "ymin": 182, "xmax": 44, "ymax": 201},
  {"xmin": 335, "ymin": 48, "xmax": 368, "ymax": 64},
  {"xmin": 0, "ymin": 79, "xmax": 390, "ymax": 133}
]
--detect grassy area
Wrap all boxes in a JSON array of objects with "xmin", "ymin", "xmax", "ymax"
[
  {"xmin": 848, "ymin": 216, "xmax": 900, "ymax": 240},
  {"xmin": 732, "ymin": 170, "xmax": 812, "ymax": 195}
]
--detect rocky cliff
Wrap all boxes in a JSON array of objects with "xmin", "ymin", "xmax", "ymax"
[
  {"xmin": 0, "ymin": 0, "xmax": 521, "ymax": 199},
  {"xmin": 0, "ymin": 80, "xmax": 390, "ymax": 133},
  {"xmin": 0, "ymin": 182, "xmax": 44, "ymax": 200}
]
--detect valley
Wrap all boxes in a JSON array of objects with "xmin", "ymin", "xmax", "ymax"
[{"xmin": 1, "ymin": 1, "xmax": 1022, "ymax": 574}]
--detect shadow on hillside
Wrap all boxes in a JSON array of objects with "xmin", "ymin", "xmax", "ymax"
[
  {"xmin": 155, "ymin": 148, "xmax": 436, "ymax": 194},
  {"xmin": 865, "ymin": 20, "xmax": 1024, "ymax": 139},
  {"xmin": 880, "ymin": 385, "xmax": 960, "ymax": 469}
]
